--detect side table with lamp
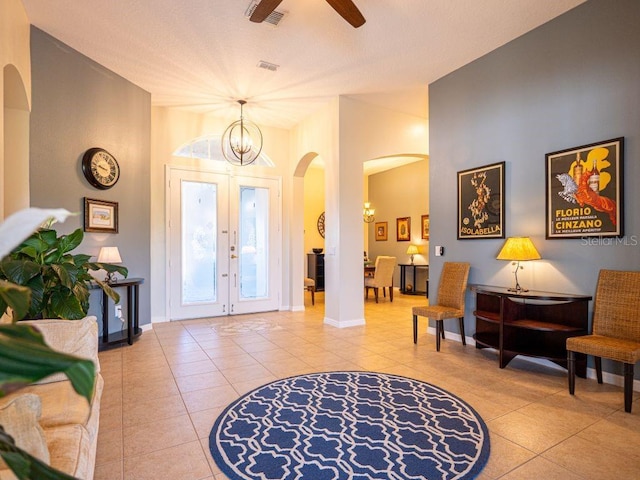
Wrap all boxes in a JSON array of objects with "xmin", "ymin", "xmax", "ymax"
[
  {"xmin": 94, "ymin": 247, "xmax": 144, "ymax": 349},
  {"xmin": 471, "ymin": 237, "xmax": 591, "ymax": 375},
  {"xmin": 399, "ymin": 245, "xmax": 429, "ymax": 296}
]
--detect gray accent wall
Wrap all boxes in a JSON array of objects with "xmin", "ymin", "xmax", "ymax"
[
  {"xmin": 429, "ymin": 0, "xmax": 639, "ymax": 376},
  {"xmin": 29, "ymin": 27, "xmax": 151, "ymax": 331}
]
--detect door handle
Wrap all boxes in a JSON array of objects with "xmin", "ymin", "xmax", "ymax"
[{"xmin": 231, "ymin": 254, "xmax": 238, "ymax": 259}]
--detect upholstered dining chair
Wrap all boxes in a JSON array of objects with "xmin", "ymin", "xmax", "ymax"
[
  {"xmin": 567, "ymin": 269, "xmax": 640, "ymax": 413},
  {"xmin": 365, "ymin": 256, "xmax": 397, "ymax": 303},
  {"xmin": 304, "ymin": 277, "xmax": 316, "ymax": 305},
  {"xmin": 412, "ymin": 262, "xmax": 470, "ymax": 351}
]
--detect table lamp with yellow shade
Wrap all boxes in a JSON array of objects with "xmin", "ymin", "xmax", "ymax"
[
  {"xmin": 406, "ymin": 245, "xmax": 420, "ymax": 265},
  {"xmin": 496, "ymin": 237, "xmax": 541, "ymax": 292}
]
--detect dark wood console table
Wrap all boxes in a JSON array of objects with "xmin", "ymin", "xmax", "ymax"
[
  {"xmin": 399, "ymin": 264, "xmax": 429, "ymax": 296},
  {"xmin": 97, "ymin": 278, "xmax": 144, "ymax": 349},
  {"xmin": 470, "ymin": 285, "xmax": 591, "ymax": 376}
]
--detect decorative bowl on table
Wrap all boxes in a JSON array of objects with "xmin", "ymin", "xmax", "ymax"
[{"xmin": 312, "ymin": 248, "xmax": 323, "ymax": 254}]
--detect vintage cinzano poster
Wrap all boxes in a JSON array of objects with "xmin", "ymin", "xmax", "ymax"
[
  {"xmin": 457, "ymin": 162, "xmax": 505, "ymax": 240},
  {"xmin": 545, "ymin": 138, "xmax": 624, "ymax": 239}
]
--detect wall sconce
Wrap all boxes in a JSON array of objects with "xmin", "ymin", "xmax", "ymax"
[
  {"xmin": 363, "ymin": 202, "xmax": 375, "ymax": 223},
  {"xmin": 221, "ymin": 100, "xmax": 263, "ymax": 166},
  {"xmin": 97, "ymin": 246, "xmax": 122, "ymax": 283},
  {"xmin": 406, "ymin": 245, "xmax": 419, "ymax": 265},
  {"xmin": 496, "ymin": 237, "xmax": 541, "ymax": 292}
]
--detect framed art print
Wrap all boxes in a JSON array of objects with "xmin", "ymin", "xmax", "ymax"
[
  {"xmin": 457, "ymin": 162, "xmax": 505, "ymax": 239},
  {"xmin": 545, "ymin": 137, "xmax": 623, "ymax": 239},
  {"xmin": 421, "ymin": 215, "xmax": 430, "ymax": 240},
  {"xmin": 396, "ymin": 217, "xmax": 411, "ymax": 242},
  {"xmin": 375, "ymin": 222, "xmax": 388, "ymax": 241},
  {"xmin": 84, "ymin": 197, "xmax": 118, "ymax": 233}
]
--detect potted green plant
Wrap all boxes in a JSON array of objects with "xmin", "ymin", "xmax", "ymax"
[
  {"xmin": 0, "ymin": 208, "xmax": 121, "ymax": 479},
  {"xmin": 0, "ymin": 226, "xmax": 127, "ymax": 321}
]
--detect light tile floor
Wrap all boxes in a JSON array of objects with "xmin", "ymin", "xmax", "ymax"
[{"xmin": 95, "ymin": 292, "xmax": 640, "ymax": 480}]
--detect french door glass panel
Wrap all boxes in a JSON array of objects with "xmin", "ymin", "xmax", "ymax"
[
  {"xmin": 182, "ymin": 181, "xmax": 217, "ymax": 304},
  {"xmin": 169, "ymin": 169, "xmax": 280, "ymax": 319},
  {"xmin": 239, "ymin": 186, "xmax": 269, "ymax": 299}
]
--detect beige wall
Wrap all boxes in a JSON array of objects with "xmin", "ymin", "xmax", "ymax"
[
  {"xmin": 1, "ymin": 0, "xmax": 31, "ymax": 219},
  {"xmin": 303, "ymin": 165, "xmax": 325, "ymax": 260}
]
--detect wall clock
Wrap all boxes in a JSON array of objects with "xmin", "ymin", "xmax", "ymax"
[
  {"xmin": 317, "ymin": 211, "xmax": 325, "ymax": 238},
  {"xmin": 82, "ymin": 148, "xmax": 120, "ymax": 190}
]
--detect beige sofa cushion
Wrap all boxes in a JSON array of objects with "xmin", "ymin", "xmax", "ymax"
[
  {"xmin": 44, "ymin": 424, "xmax": 93, "ymax": 480},
  {"xmin": 0, "ymin": 393, "xmax": 50, "ymax": 468},
  {"xmin": 21, "ymin": 316, "xmax": 100, "ymax": 383}
]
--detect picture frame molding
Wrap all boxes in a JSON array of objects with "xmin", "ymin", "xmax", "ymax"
[{"xmin": 84, "ymin": 197, "xmax": 119, "ymax": 234}]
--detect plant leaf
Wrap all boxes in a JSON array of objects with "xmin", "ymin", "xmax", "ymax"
[
  {"xmin": 0, "ymin": 208, "xmax": 73, "ymax": 259},
  {"xmin": 57, "ymin": 229, "xmax": 83, "ymax": 255},
  {"xmin": 0, "ymin": 281, "xmax": 31, "ymax": 321},
  {"xmin": 49, "ymin": 290, "xmax": 84, "ymax": 320},
  {"xmin": 0, "ymin": 259, "xmax": 41, "ymax": 285},
  {"xmin": 0, "ymin": 324, "xmax": 95, "ymax": 400}
]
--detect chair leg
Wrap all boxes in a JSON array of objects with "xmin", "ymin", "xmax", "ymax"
[
  {"xmin": 364, "ymin": 287, "xmax": 369, "ymax": 299},
  {"xmin": 310, "ymin": 287, "xmax": 315, "ymax": 305},
  {"xmin": 568, "ymin": 351, "xmax": 576, "ymax": 395},
  {"xmin": 458, "ymin": 317, "xmax": 466, "ymax": 345},
  {"xmin": 413, "ymin": 315, "xmax": 418, "ymax": 344},
  {"xmin": 383, "ymin": 287, "xmax": 386, "ymax": 298},
  {"xmin": 374, "ymin": 288, "xmax": 379, "ymax": 303},
  {"xmin": 435, "ymin": 320, "xmax": 442, "ymax": 352},
  {"xmin": 595, "ymin": 357, "xmax": 603, "ymax": 384},
  {"xmin": 624, "ymin": 363, "xmax": 634, "ymax": 413},
  {"xmin": 390, "ymin": 286, "xmax": 393, "ymax": 302}
]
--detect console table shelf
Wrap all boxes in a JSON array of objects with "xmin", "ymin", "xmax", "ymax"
[{"xmin": 471, "ymin": 285, "xmax": 591, "ymax": 376}]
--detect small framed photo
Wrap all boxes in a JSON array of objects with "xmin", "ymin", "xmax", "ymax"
[
  {"xmin": 457, "ymin": 162, "xmax": 505, "ymax": 240},
  {"xmin": 396, "ymin": 217, "xmax": 411, "ymax": 242},
  {"xmin": 84, "ymin": 197, "xmax": 118, "ymax": 233},
  {"xmin": 375, "ymin": 221, "xmax": 388, "ymax": 241},
  {"xmin": 545, "ymin": 137, "xmax": 624, "ymax": 239},
  {"xmin": 421, "ymin": 215, "xmax": 430, "ymax": 240}
]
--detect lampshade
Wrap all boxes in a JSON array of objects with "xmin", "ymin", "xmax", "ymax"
[
  {"xmin": 221, "ymin": 100, "xmax": 263, "ymax": 166},
  {"xmin": 406, "ymin": 245, "xmax": 419, "ymax": 255},
  {"xmin": 97, "ymin": 246, "xmax": 122, "ymax": 264},
  {"xmin": 496, "ymin": 237, "xmax": 541, "ymax": 261}
]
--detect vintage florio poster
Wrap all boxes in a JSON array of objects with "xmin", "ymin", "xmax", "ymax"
[{"xmin": 545, "ymin": 138, "xmax": 624, "ymax": 239}]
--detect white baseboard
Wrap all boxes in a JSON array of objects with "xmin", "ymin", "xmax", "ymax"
[
  {"xmin": 425, "ymin": 327, "xmax": 640, "ymax": 392},
  {"xmin": 324, "ymin": 317, "xmax": 365, "ymax": 328}
]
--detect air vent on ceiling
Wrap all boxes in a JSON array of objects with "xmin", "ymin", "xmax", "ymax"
[
  {"xmin": 257, "ymin": 60, "xmax": 279, "ymax": 72},
  {"xmin": 245, "ymin": 1, "xmax": 286, "ymax": 26}
]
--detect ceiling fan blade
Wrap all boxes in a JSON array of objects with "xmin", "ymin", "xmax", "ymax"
[
  {"xmin": 250, "ymin": 0, "xmax": 284, "ymax": 23},
  {"xmin": 325, "ymin": 0, "xmax": 366, "ymax": 28}
]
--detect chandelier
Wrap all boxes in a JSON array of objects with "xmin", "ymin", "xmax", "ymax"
[
  {"xmin": 363, "ymin": 202, "xmax": 375, "ymax": 223},
  {"xmin": 221, "ymin": 100, "xmax": 263, "ymax": 166}
]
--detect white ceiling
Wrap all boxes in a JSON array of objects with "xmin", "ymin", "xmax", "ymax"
[{"xmin": 22, "ymin": 0, "xmax": 585, "ymax": 130}]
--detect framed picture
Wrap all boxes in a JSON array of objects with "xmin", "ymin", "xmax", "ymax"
[
  {"xmin": 396, "ymin": 217, "xmax": 411, "ymax": 242},
  {"xmin": 421, "ymin": 215, "xmax": 430, "ymax": 240},
  {"xmin": 375, "ymin": 221, "xmax": 388, "ymax": 241},
  {"xmin": 84, "ymin": 197, "xmax": 118, "ymax": 233},
  {"xmin": 545, "ymin": 137, "xmax": 623, "ymax": 239},
  {"xmin": 457, "ymin": 161, "xmax": 505, "ymax": 239}
]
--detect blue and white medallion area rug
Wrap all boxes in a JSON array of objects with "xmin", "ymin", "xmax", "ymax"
[{"xmin": 209, "ymin": 371, "xmax": 490, "ymax": 480}]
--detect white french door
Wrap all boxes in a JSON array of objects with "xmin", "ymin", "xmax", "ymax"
[{"xmin": 168, "ymin": 168, "xmax": 281, "ymax": 320}]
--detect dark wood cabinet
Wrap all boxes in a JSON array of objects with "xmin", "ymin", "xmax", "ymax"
[
  {"xmin": 471, "ymin": 285, "xmax": 591, "ymax": 377},
  {"xmin": 307, "ymin": 253, "xmax": 325, "ymax": 291}
]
